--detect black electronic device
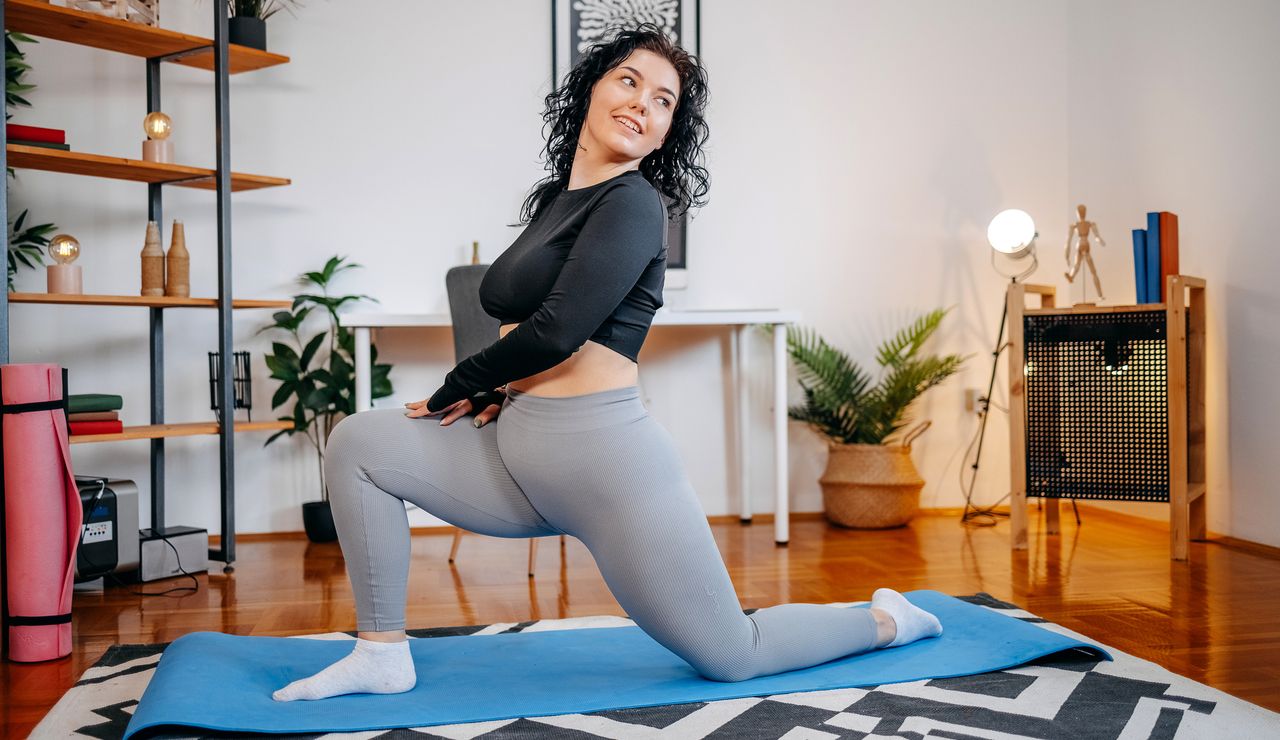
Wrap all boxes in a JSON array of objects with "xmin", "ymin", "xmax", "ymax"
[{"xmin": 74, "ymin": 476, "xmax": 140, "ymax": 582}]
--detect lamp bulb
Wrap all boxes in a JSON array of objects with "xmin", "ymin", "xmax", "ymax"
[
  {"xmin": 143, "ymin": 111, "xmax": 172, "ymax": 140},
  {"xmin": 48, "ymin": 234, "xmax": 80, "ymax": 265},
  {"xmin": 987, "ymin": 209, "xmax": 1037, "ymax": 255}
]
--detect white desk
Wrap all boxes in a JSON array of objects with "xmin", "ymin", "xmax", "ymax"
[{"xmin": 341, "ymin": 308, "xmax": 802, "ymax": 544}]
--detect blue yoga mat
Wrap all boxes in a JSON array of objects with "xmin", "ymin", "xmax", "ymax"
[{"xmin": 123, "ymin": 590, "xmax": 1109, "ymax": 738}]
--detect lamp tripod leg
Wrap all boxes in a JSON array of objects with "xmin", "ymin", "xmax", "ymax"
[{"xmin": 963, "ymin": 281, "xmax": 1013, "ymax": 526}]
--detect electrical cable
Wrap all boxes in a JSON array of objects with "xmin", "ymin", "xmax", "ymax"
[{"xmin": 76, "ymin": 479, "xmax": 200, "ymax": 598}]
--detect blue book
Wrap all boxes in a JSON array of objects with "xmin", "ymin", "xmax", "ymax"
[
  {"xmin": 1131, "ymin": 229, "xmax": 1148, "ymax": 303},
  {"xmin": 1145, "ymin": 212, "xmax": 1162, "ymax": 303}
]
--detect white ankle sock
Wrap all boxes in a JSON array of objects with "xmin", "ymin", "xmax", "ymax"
[
  {"xmin": 272, "ymin": 637, "xmax": 416, "ymax": 702},
  {"xmin": 872, "ymin": 588, "xmax": 943, "ymax": 648}
]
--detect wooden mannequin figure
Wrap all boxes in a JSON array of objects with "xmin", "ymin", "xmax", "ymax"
[{"xmin": 1065, "ymin": 203, "xmax": 1106, "ymax": 301}]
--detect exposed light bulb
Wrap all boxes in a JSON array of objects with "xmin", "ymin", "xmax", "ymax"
[
  {"xmin": 48, "ymin": 234, "xmax": 80, "ymax": 265},
  {"xmin": 143, "ymin": 111, "xmax": 172, "ymax": 140},
  {"xmin": 987, "ymin": 209, "xmax": 1037, "ymax": 255}
]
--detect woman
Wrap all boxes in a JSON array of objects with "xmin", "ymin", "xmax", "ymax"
[{"xmin": 274, "ymin": 24, "xmax": 941, "ymax": 702}]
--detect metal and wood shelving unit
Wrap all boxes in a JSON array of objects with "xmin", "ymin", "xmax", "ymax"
[
  {"xmin": 1007, "ymin": 276, "xmax": 1207, "ymax": 561},
  {"xmin": 0, "ymin": 0, "xmax": 292, "ymax": 567}
]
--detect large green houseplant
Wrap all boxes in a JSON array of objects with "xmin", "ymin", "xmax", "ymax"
[
  {"xmin": 782, "ymin": 308, "xmax": 965, "ymax": 528},
  {"xmin": 261, "ymin": 255, "xmax": 393, "ymax": 542}
]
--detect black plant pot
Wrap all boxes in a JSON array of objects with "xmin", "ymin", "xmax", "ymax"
[
  {"xmin": 229, "ymin": 16, "xmax": 267, "ymax": 51},
  {"xmin": 302, "ymin": 500, "xmax": 338, "ymax": 543}
]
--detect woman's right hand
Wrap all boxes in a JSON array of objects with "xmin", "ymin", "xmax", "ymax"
[
  {"xmin": 405, "ymin": 397, "xmax": 468, "ymax": 424},
  {"xmin": 405, "ymin": 392, "xmax": 504, "ymax": 428}
]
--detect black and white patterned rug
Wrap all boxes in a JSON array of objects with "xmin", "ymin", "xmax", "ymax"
[{"xmin": 32, "ymin": 594, "xmax": 1280, "ymax": 739}]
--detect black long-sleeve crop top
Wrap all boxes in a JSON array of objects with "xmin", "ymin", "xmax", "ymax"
[{"xmin": 425, "ymin": 169, "xmax": 667, "ymax": 412}]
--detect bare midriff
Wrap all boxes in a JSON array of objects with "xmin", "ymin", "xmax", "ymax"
[{"xmin": 499, "ymin": 322, "xmax": 639, "ymax": 397}]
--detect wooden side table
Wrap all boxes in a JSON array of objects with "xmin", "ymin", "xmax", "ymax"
[{"xmin": 1007, "ymin": 275, "xmax": 1207, "ymax": 560}]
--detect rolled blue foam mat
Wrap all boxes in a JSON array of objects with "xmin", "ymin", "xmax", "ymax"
[{"xmin": 123, "ymin": 590, "xmax": 1110, "ymax": 738}]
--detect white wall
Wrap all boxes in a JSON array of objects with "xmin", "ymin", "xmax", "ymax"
[
  {"xmin": 12, "ymin": 1, "xmax": 1075, "ymax": 537},
  {"xmin": 1064, "ymin": 0, "xmax": 1280, "ymax": 546}
]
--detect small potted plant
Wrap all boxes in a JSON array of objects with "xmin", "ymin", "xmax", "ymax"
[
  {"xmin": 783, "ymin": 309, "xmax": 965, "ymax": 528},
  {"xmin": 227, "ymin": 0, "xmax": 301, "ymax": 51},
  {"xmin": 261, "ymin": 256, "xmax": 394, "ymax": 542}
]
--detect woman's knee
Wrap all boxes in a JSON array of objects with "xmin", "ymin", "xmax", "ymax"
[
  {"xmin": 324, "ymin": 410, "xmax": 393, "ymax": 480},
  {"xmin": 667, "ymin": 622, "xmax": 760, "ymax": 683},
  {"xmin": 325, "ymin": 412, "xmax": 361, "ymax": 463},
  {"xmin": 691, "ymin": 652, "xmax": 757, "ymax": 683},
  {"xmin": 680, "ymin": 615, "xmax": 763, "ymax": 682}
]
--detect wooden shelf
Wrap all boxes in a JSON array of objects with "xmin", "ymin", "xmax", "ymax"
[
  {"xmin": 1025, "ymin": 303, "xmax": 1166, "ymax": 317},
  {"xmin": 1, "ymin": 0, "xmax": 293, "ymax": 557},
  {"xmin": 9, "ymin": 293, "xmax": 291, "ymax": 309},
  {"xmin": 6, "ymin": 144, "xmax": 290, "ymax": 192},
  {"xmin": 70, "ymin": 419, "xmax": 294, "ymax": 445},
  {"xmin": 5, "ymin": 0, "xmax": 289, "ymax": 74}
]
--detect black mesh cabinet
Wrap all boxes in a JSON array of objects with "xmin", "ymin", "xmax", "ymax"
[{"xmin": 1007, "ymin": 276, "xmax": 1207, "ymax": 561}]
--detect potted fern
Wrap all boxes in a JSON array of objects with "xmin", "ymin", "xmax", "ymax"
[
  {"xmin": 260, "ymin": 256, "xmax": 393, "ymax": 542},
  {"xmin": 783, "ymin": 308, "xmax": 965, "ymax": 528}
]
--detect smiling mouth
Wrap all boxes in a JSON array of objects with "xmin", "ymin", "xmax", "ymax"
[{"xmin": 614, "ymin": 117, "xmax": 641, "ymax": 135}]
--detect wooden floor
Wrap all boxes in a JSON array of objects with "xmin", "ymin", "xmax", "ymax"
[{"xmin": 4, "ymin": 503, "xmax": 1279, "ymax": 736}]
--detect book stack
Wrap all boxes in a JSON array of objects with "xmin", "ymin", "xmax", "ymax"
[
  {"xmin": 68, "ymin": 393, "xmax": 124, "ymax": 435},
  {"xmin": 7, "ymin": 123, "xmax": 70, "ymax": 151},
  {"xmin": 1130, "ymin": 211, "xmax": 1180, "ymax": 304}
]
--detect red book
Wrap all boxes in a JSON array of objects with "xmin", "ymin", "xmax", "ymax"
[
  {"xmin": 1158, "ymin": 211, "xmax": 1180, "ymax": 302},
  {"xmin": 69, "ymin": 411, "xmax": 119, "ymax": 422},
  {"xmin": 6, "ymin": 124, "xmax": 66, "ymax": 145},
  {"xmin": 70, "ymin": 420, "xmax": 124, "ymax": 435}
]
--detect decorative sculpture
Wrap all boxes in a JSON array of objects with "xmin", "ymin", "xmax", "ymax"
[{"xmin": 1065, "ymin": 204, "xmax": 1105, "ymax": 301}]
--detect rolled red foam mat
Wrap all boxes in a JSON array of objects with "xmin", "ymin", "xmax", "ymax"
[{"xmin": 1, "ymin": 364, "xmax": 80, "ymax": 662}]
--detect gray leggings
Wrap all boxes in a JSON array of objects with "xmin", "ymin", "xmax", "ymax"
[{"xmin": 324, "ymin": 384, "xmax": 879, "ymax": 682}]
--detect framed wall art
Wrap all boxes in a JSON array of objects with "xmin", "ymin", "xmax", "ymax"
[{"xmin": 551, "ymin": 0, "xmax": 699, "ymax": 288}]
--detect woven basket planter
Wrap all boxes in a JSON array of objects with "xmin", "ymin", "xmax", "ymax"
[{"xmin": 818, "ymin": 423, "xmax": 929, "ymax": 529}]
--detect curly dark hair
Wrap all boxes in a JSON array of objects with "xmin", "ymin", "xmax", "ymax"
[{"xmin": 519, "ymin": 23, "xmax": 710, "ymax": 225}]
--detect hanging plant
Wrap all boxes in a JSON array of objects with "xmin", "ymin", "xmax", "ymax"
[
  {"xmin": 5, "ymin": 31, "xmax": 37, "ymax": 115},
  {"xmin": 8, "ymin": 210, "xmax": 55, "ymax": 292},
  {"xmin": 5, "ymin": 30, "xmax": 59, "ymax": 292}
]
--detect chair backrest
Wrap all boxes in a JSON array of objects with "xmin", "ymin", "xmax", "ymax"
[{"xmin": 445, "ymin": 264, "xmax": 500, "ymax": 363}]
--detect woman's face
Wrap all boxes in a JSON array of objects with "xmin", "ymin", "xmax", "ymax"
[{"xmin": 583, "ymin": 49, "xmax": 680, "ymax": 162}]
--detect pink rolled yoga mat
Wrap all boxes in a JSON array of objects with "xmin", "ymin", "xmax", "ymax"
[{"xmin": 1, "ymin": 364, "xmax": 80, "ymax": 662}]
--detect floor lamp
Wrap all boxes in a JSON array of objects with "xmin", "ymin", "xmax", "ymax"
[{"xmin": 961, "ymin": 209, "xmax": 1076, "ymax": 526}]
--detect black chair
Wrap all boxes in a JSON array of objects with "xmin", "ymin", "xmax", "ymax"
[{"xmin": 443, "ymin": 264, "xmax": 566, "ymax": 577}]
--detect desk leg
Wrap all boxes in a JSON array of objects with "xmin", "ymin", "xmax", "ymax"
[
  {"xmin": 1008, "ymin": 285, "xmax": 1029, "ymax": 551},
  {"xmin": 773, "ymin": 322, "xmax": 789, "ymax": 546},
  {"xmin": 355, "ymin": 327, "xmax": 372, "ymax": 413},
  {"xmin": 736, "ymin": 325, "xmax": 752, "ymax": 523}
]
